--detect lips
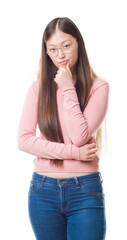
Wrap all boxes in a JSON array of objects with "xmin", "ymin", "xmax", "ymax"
[{"xmin": 59, "ymin": 60, "xmax": 68, "ymax": 64}]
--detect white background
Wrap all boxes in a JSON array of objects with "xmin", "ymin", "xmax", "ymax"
[{"xmin": 0, "ymin": 0, "xmax": 127, "ymax": 239}]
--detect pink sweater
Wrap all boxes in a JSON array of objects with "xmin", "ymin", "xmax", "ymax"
[{"xmin": 17, "ymin": 78, "xmax": 109, "ymax": 172}]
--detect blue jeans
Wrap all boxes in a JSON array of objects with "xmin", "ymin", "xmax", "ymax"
[{"xmin": 28, "ymin": 172, "xmax": 106, "ymax": 240}]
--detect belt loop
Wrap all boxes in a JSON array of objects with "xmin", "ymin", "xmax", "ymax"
[
  {"xmin": 74, "ymin": 177, "xmax": 80, "ymax": 188},
  {"xmin": 99, "ymin": 172, "xmax": 103, "ymax": 183},
  {"xmin": 41, "ymin": 175, "xmax": 46, "ymax": 187}
]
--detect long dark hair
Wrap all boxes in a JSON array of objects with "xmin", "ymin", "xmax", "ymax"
[{"xmin": 37, "ymin": 17, "xmax": 100, "ymax": 167}]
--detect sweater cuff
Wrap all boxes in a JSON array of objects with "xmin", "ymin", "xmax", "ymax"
[
  {"xmin": 71, "ymin": 145, "xmax": 80, "ymax": 160},
  {"xmin": 57, "ymin": 79, "xmax": 75, "ymax": 90}
]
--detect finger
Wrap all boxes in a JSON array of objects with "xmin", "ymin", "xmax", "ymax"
[
  {"xmin": 66, "ymin": 62, "xmax": 71, "ymax": 72},
  {"xmin": 86, "ymin": 155, "xmax": 95, "ymax": 161},
  {"xmin": 90, "ymin": 153, "xmax": 97, "ymax": 158},
  {"xmin": 89, "ymin": 147, "xmax": 98, "ymax": 153},
  {"xmin": 89, "ymin": 152, "xmax": 97, "ymax": 157},
  {"xmin": 88, "ymin": 153, "xmax": 97, "ymax": 160},
  {"xmin": 66, "ymin": 62, "xmax": 69, "ymax": 68},
  {"xmin": 89, "ymin": 142, "xmax": 97, "ymax": 148}
]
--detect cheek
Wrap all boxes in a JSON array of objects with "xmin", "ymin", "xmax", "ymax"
[{"xmin": 70, "ymin": 52, "xmax": 78, "ymax": 66}]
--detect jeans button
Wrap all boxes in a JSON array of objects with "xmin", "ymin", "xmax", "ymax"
[{"xmin": 59, "ymin": 180, "xmax": 67, "ymax": 184}]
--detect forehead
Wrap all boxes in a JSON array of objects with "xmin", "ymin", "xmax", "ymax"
[{"xmin": 46, "ymin": 30, "xmax": 74, "ymax": 46}]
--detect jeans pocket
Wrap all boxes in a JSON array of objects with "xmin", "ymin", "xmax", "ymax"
[
  {"xmin": 28, "ymin": 178, "xmax": 42, "ymax": 194},
  {"xmin": 80, "ymin": 179, "xmax": 104, "ymax": 202}
]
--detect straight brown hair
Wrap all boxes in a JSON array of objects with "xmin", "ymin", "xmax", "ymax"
[{"xmin": 37, "ymin": 17, "xmax": 102, "ymax": 167}]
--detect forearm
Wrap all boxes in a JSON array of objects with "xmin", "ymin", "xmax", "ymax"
[
  {"xmin": 58, "ymin": 79, "xmax": 109, "ymax": 146},
  {"xmin": 18, "ymin": 129, "xmax": 80, "ymax": 160}
]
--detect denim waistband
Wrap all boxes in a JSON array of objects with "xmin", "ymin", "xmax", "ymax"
[{"xmin": 31, "ymin": 171, "xmax": 103, "ymax": 187}]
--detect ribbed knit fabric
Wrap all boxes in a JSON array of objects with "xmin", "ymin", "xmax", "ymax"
[{"xmin": 17, "ymin": 78, "xmax": 109, "ymax": 172}]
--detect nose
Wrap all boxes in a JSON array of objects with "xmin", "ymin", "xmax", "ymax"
[{"xmin": 57, "ymin": 48, "xmax": 65, "ymax": 58}]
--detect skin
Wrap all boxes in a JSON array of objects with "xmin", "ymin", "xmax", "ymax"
[
  {"xmin": 36, "ymin": 30, "xmax": 97, "ymax": 178},
  {"xmin": 46, "ymin": 30, "xmax": 78, "ymax": 85}
]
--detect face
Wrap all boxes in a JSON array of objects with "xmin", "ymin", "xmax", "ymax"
[{"xmin": 46, "ymin": 30, "xmax": 78, "ymax": 73}]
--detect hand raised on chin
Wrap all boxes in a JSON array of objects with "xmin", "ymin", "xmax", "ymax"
[{"xmin": 54, "ymin": 62, "xmax": 73, "ymax": 85}]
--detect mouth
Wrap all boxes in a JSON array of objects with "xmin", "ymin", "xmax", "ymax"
[{"xmin": 59, "ymin": 60, "xmax": 68, "ymax": 64}]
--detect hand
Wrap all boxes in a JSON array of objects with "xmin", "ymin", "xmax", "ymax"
[
  {"xmin": 54, "ymin": 62, "xmax": 73, "ymax": 85},
  {"xmin": 79, "ymin": 138, "xmax": 98, "ymax": 161}
]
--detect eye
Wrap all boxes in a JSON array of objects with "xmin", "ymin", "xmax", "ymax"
[
  {"xmin": 63, "ymin": 44, "xmax": 70, "ymax": 48},
  {"xmin": 50, "ymin": 48, "xmax": 56, "ymax": 52}
]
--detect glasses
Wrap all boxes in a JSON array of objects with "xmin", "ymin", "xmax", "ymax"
[{"xmin": 46, "ymin": 39, "xmax": 77, "ymax": 57}]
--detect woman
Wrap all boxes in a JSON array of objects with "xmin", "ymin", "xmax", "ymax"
[{"xmin": 18, "ymin": 17, "xmax": 109, "ymax": 240}]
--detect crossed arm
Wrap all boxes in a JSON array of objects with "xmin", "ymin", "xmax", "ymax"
[
  {"xmin": 17, "ymin": 79, "xmax": 109, "ymax": 160},
  {"xmin": 57, "ymin": 79, "xmax": 109, "ymax": 146},
  {"xmin": 17, "ymin": 81, "xmax": 80, "ymax": 160}
]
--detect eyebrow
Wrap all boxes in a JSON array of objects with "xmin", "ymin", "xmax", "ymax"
[{"xmin": 47, "ymin": 39, "xmax": 71, "ymax": 47}]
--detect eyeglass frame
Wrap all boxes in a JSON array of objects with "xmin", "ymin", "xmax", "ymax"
[{"xmin": 46, "ymin": 39, "xmax": 78, "ymax": 57}]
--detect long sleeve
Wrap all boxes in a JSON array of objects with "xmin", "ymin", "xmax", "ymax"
[
  {"xmin": 17, "ymin": 81, "xmax": 79, "ymax": 160},
  {"xmin": 57, "ymin": 79, "xmax": 109, "ymax": 147}
]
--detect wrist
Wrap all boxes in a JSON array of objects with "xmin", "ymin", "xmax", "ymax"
[
  {"xmin": 72, "ymin": 145, "xmax": 80, "ymax": 160},
  {"xmin": 57, "ymin": 79, "xmax": 74, "ymax": 89}
]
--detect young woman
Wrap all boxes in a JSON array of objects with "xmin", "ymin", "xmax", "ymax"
[{"xmin": 18, "ymin": 17, "xmax": 109, "ymax": 240}]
